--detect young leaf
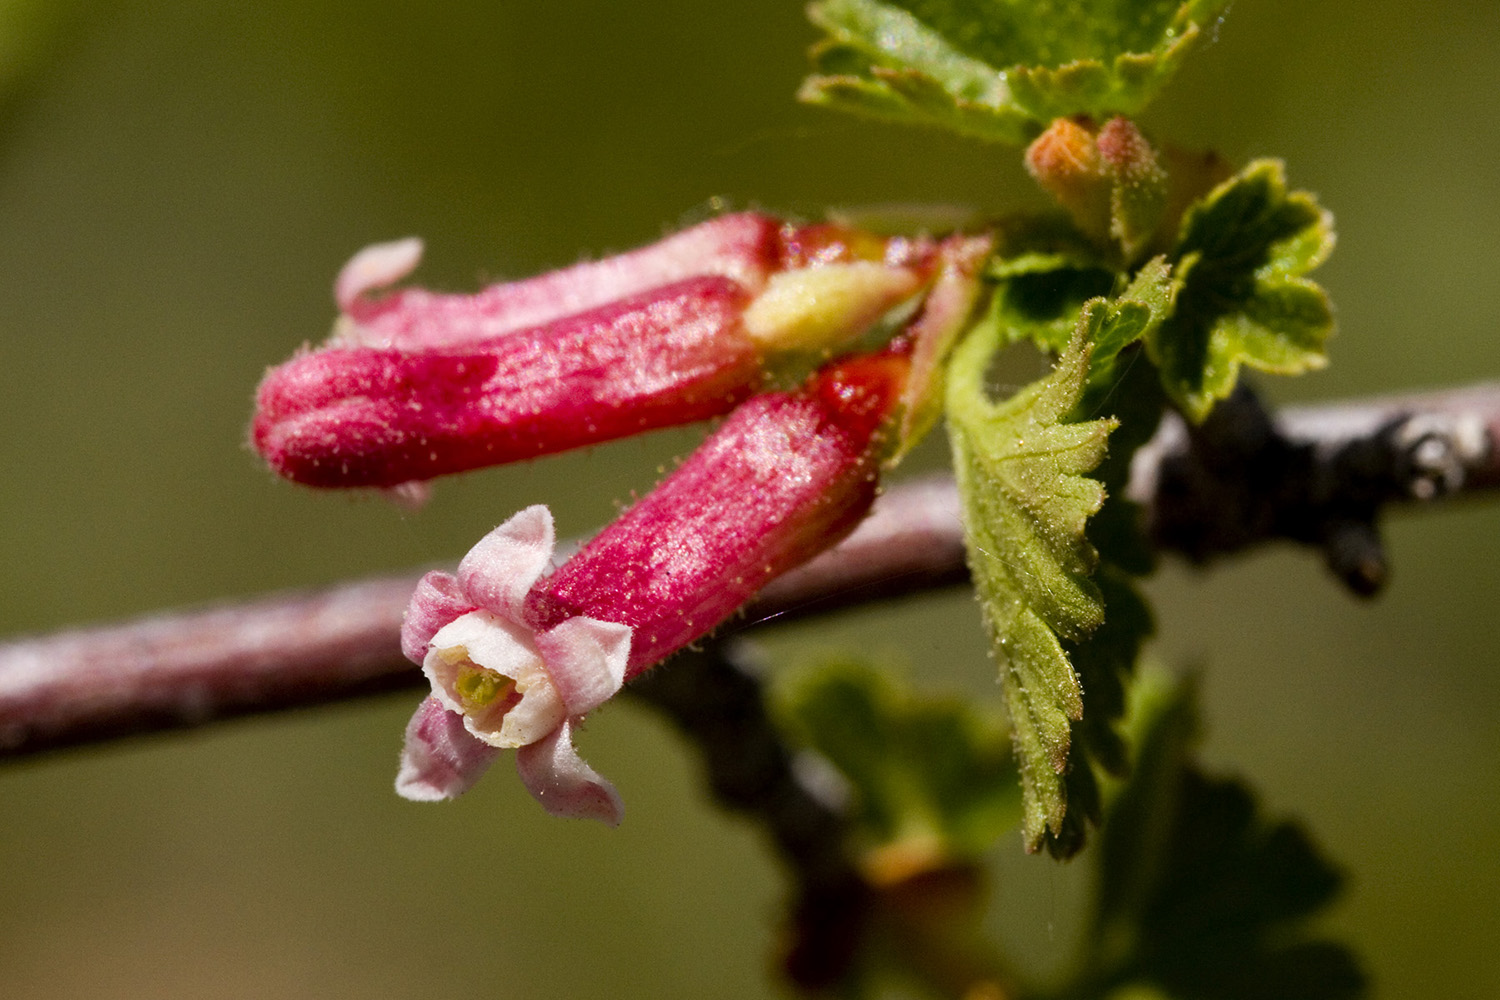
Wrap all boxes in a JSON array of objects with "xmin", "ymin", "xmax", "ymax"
[
  {"xmin": 802, "ymin": 0, "xmax": 1035, "ymax": 143},
  {"xmin": 801, "ymin": 0, "xmax": 1233, "ymax": 142},
  {"xmin": 990, "ymin": 212, "xmax": 1114, "ymax": 280},
  {"xmin": 1148, "ymin": 159, "xmax": 1337, "ymax": 421},
  {"xmin": 990, "ymin": 266, "xmax": 1118, "ymax": 353},
  {"xmin": 1080, "ymin": 673, "xmax": 1367, "ymax": 999},
  {"xmin": 945, "ymin": 300, "xmax": 1117, "ymax": 851},
  {"xmin": 776, "ymin": 657, "xmax": 1021, "ymax": 859},
  {"xmin": 1090, "ymin": 256, "xmax": 1179, "ymax": 376},
  {"xmin": 985, "ymin": 237, "xmax": 1176, "ymax": 360},
  {"xmin": 1040, "ymin": 266, "xmax": 1174, "ymax": 858}
]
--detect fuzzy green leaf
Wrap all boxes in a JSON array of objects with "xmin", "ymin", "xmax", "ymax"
[
  {"xmin": 991, "ymin": 267, "xmax": 1118, "ymax": 353},
  {"xmin": 1080, "ymin": 674, "xmax": 1367, "ymax": 999},
  {"xmin": 989, "ymin": 212, "xmax": 1113, "ymax": 280},
  {"xmin": 946, "ymin": 300, "xmax": 1121, "ymax": 851},
  {"xmin": 1037, "ymin": 266, "xmax": 1175, "ymax": 857},
  {"xmin": 1148, "ymin": 159, "xmax": 1336, "ymax": 421},
  {"xmin": 1093, "ymin": 257, "xmax": 1178, "ymax": 369},
  {"xmin": 985, "ymin": 237, "xmax": 1177, "ymax": 360},
  {"xmin": 776, "ymin": 658, "xmax": 1020, "ymax": 857},
  {"xmin": 801, "ymin": 0, "xmax": 1232, "ymax": 142},
  {"xmin": 802, "ymin": 0, "xmax": 1036, "ymax": 143},
  {"xmin": 949, "ymin": 258, "xmax": 1173, "ymax": 855}
]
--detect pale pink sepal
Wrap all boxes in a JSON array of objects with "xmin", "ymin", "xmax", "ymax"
[
  {"xmin": 534, "ymin": 616, "xmax": 631, "ymax": 717},
  {"xmin": 457, "ymin": 505, "xmax": 555, "ymax": 617},
  {"xmin": 515, "ymin": 720, "xmax": 624, "ymax": 826},
  {"xmin": 401, "ymin": 571, "xmax": 477, "ymax": 665},
  {"xmin": 395, "ymin": 696, "xmax": 502, "ymax": 801},
  {"xmin": 336, "ymin": 237, "xmax": 424, "ymax": 312}
]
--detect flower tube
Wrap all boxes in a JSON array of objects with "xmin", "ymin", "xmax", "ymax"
[
  {"xmin": 333, "ymin": 212, "xmax": 930, "ymax": 350},
  {"xmin": 395, "ymin": 347, "xmax": 912, "ymax": 824},
  {"xmin": 335, "ymin": 212, "xmax": 786, "ymax": 350},
  {"xmin": 254, "ymin": 276, "xmax": 762, "ymax": 487},
  {"xmin": 253, "ymin": 217, "xmax": 933, "ymax": 488}
]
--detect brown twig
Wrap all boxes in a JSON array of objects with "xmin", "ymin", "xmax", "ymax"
[{"xmin": 2, "ymin": 381, "xmax": 1498, "ymax": 759}]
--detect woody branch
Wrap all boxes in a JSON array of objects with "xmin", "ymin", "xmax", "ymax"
[{"xmin": 1, "ymin": 380, "xmax": 1496, "ymax": 759}]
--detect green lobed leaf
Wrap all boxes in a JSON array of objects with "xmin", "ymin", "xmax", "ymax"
[
  {"xmin": 1035, "ymin": 265, "xmax": 1174, "ymax": 858},
  {"xmin": 801, "ymin": 0, "xmax": 1233, "ymax": 142},
  {"xmin": 1147, "ymin": 159, "xmax": 1337, "ymax": 421},
  {"xmin": 945, "ymin": 256, "xmax": 1177, "ymax": 854},
  {"xmin": 802, "ymin": 0, "xmax": 1036, "ymax": 143},
  {"xmin": 990, "ymin": 267, "xmax": 1118, "ymax": 353},
  {"xmin": 946, "ymin": 300, "xmax": 1118, "ymax": 851},
  {"xmin": 1075, "ymin": 259, "xmax": 1176, "ymax": 574},
  {"xmin": 1079, "ymin": 673, "xmax": 1367, "ymax": 999},
  {"xmin": 776, "ymin": 658, "xmax": 1021, "ymax": 858},
  {"xmin": 985, "ymin": 230, "xmax": 1177, "ymax": 358},
  {"xmin": 1088, "ymin": 256, "xmax": 1180, "ymax": 376},
  {"xmin": 989, "ymin": 212, "xmax": 1113, "ymax": 280}
]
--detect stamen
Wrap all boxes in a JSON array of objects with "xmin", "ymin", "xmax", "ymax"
[{"xmin": 455, "ymin": 663, "xmax": 514, "ymax": 711}]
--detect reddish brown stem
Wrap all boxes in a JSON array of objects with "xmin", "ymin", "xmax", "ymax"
[{"xmin": 3, "ymin": 381, "xmax": 1498, "ymax": 758}]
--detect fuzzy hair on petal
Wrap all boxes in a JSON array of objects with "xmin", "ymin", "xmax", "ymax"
[
  {"xmin": 395, "ymin": 697, "xmax": 501, "ymax": 801},
  {"xmin": 515, "ymin": 720, "xmax": 624, "ymax": 826},
  {"xmin": 458, "ymin": 505, "xmax": 556, "ymax": 616},
  {"xmin": 534, "ymin": 617, "xmax": 632, "ymax": 717}
]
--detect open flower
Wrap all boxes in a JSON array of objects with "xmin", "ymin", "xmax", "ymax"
[
  {"xmin": 397, "ymin": 504, "xmax": 633, "ymax": 824},
  {"xmin": 398, "ymin": 347, "xmax": 914, "ymax": 823}
]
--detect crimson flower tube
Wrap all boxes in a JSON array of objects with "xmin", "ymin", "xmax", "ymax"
[
  {"xmin": 252, "ymin": 214, "xmax": 932, "ymax": 488},
  {"xmin": 394, "ymin": 348, "xmax": 912, "ymax": 825}
]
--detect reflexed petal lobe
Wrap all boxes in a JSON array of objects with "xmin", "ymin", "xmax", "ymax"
[
  {"xmin": 515, "ymin": 721, "xmax": 624, "ymax": 826},
  {"xmin": 395, "ymin": 697, "xmax": 502, "ymax": 801},
  {"xmin": 534, "ymin": 617, "xmax": 632, "ymax": 717},
  {"xmin": 401, "ymin": 571, "xmax": 477, "ymax": 665},
  {"xmin": 457, "ymin": 505, "xmax": 556, "ymax": 616},
  {"xmin": 335, "ymin": 237, "xmax": 424, "ymax": 313}
]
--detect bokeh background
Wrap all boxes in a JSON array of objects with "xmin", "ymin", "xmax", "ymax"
[{"xmin": 2, "ymin": 1, "xmax": 1497, "ymax": 996}]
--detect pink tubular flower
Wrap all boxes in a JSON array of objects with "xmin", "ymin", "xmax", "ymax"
[
  {"xmin": 253, "ymin": 276, "xmax": 764, "ymax": 487},
  {"xmin": 395, "ymin": 348, "xmax": 912, "ymax": 824},
  {"xmin": 252, "ymin": 215, "xmax": 932, "ymax": 488},
  {"xmin": 334, "ymin": 212, "xmax": 785, "ymax": 349},
  {"xmin": 251, "ymin": 216, "xmax": 989, "ymax": 825}
]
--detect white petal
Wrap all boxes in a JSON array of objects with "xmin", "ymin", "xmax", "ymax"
[
  {"xmin": 424, "ymin": 611, "xmax": 567, "ymax": 748},
  {"xmin": 458, "ymin": 505, "xmax": 556, "ymax": 616},
  {"xmin": 395, "ymin": 697, "xmax": 501, "ymax": 801},
  {"xmin": 535, "ymin": 617, "xmax": 632, "ymax": 717},
  {"xmin": 335, "ymin": 237, "xmax": 424, "ymax": 312},
  {"xmin": 515, "ymin": 720, "xmax": 624, "ymax": 826}
]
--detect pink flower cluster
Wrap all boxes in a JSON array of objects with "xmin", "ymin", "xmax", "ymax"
[{"xmin": 252, "ymin": 213, "xmax": 988, "ymax": 823}]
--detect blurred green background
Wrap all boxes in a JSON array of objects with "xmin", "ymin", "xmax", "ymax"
[{"xmin": 1, "ymin": 1, "xmax": 1497, "ymax": 996}]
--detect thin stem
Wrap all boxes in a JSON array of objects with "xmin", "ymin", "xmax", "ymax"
[{"xmin": 2, "ymin": 380, "xmax": 1497, "ymax": 759}]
